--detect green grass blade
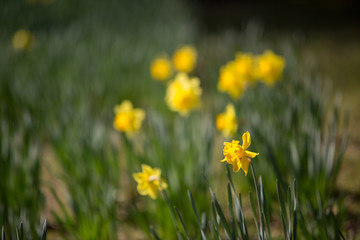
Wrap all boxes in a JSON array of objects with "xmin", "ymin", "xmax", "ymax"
[
  {"xmin": 2, "ymin": 227, "xmax": 5, "ymax": 240},
  {"xmin": 210, "ymin": 188, "xmax": 232, "ymax": 238},
  {"xmin": 287, "ymin": 187, "xmax": 292, "ymax": 240},
  {"xmin": 149, "ymin": 225, "xmax": 161, "ymax": 240},
  {"xmin": 175, "ymin": 207, "xmax": 190, "ymax": 240},
  {"xmin": 292, "ymin": 180, "xmax": 297, "ymax": 240},
  {"xmin": 226, "ymin": 165, "xmax": 235, "ymax": 191},
  {"xmin": 188, "ymin": 190, "xmax": 201, "ymax": 226},
  {"xmin": 249, "ymin": 192, "xmax": 261, "ymax": 240},
  {"xmin": 19, "ymin": 224, "xmax": 23, "ymax": 240},
  {"xmin": 338, "ymin": 230, "xmax": 346, "ymax": 240},
  {"xmin": 41, "ymin": 220, "xmax": 47, "ymax": 240},
  {"xmin": 188, "ymin": 190, "xmax": 207, "ymax": 239},
  {"xmin": 227, "ymin": 183, "xmax": 238, "ymax": 240},
  {"xmin": 238, "ymin": 193, "xmax": 249, "ymax": 240},
  {"xmin": 16, "ymin": 228, "xmax": 19, "ymax": 240},
  {"xmin": 211, "ymin": 202, "xmax": 220, "ymax": 240},
  {"xmin": 259, "ymin": 177, "xmax": 271, "ymax": 240}
]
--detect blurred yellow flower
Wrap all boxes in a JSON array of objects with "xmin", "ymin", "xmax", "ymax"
[
  {"xmin": 233, "ymin": 53, "xmax": 256, "ymax": 84},
  {"xmin": 133, "ymin": 164, "xmax": 168, "ymax": 199},
  {"xmin": 113, "ymin": 100, "xmax": 145, "ymax": 133},
  {"xmin": 218, "ymin": 62, "xmax": 246, "ymax": 99},
  {"xmin": 150, "ymin": 56, "xmax": 172, "ymax": 81},
  {"xmin": 216, "ymin": 103, "xmax": 237, "ymax": 137},
  {"xmin": 12, "ymin": 29, "xmax": 35, "ymax": 50},
  {"xmin": 221, "ymin": 131, "xmax": 259, "ymax": 175},
  {"xmin": 165, "ymin": 72, "xmax": 202, "ymax": 116},
  {"xmin": 255, "ymin": 50, "xmax": 285, "ymax": 86},
  {"xmin": 172, "ymin": 45, "xmax": 197, "ymax": 73}
]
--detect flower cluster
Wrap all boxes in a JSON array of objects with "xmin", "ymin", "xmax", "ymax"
[
  {"xmin": 133, "ymin": 164, "xmax": 168, "ymax": 199},
  {"xmin": 12, "ymin": 29, "xmax": 35, "ymax": 51},
  {"xmin": 218, "ymin": 50, "xmax": 285, "ymax": 99},
  {"xmin": 221, "ymin": 131, "xmax": 259, "ymax": 175},
  {"xmin": 113, "ymin": 100, "xmax": 145, "ymax": 134},
  {"xmin": 150, "ymin": 45, "xmax": 197, "ymax": 81},
  {"xmin": 216, "ymin": 103, "xmax": 237, "ymax": 137},
  {"xmin": 165, "ymin": 73, "xmax": 202, "ymax": 116},
  {"xmin": 255, "ymin": 50, "xmax": 285, "ymax": 86}
]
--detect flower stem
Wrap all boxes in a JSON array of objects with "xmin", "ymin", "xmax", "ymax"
[{"xmin": 250, "ymin": 160, "xmax": 264, "ymax": 240}]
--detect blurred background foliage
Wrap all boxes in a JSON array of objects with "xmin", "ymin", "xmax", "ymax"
[{"xmin": 1, "ymin": 0, "xmax": 360, "ymax": 239}]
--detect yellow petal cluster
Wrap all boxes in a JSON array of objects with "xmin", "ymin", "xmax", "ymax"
[
  {"xmin": 218, "ymin": 62, "xmax": 246, "ymax": 99},
  {"xmin": 221, "ymin": 131, "xmax": 259, "ymax": 175},
  {"xmin": 233, "ymin": 53, "xmax": 256, "ymax": 84},
  {"xmin": 133, "ymin": 164, "xmax": 168, "ymax": 199},
  {"xmin": 113, "ymin": 100, "xmax": 145, "ymax": 133},
  {"xmin": 255, "ymin": 50, "xmax": 285, "ymax": 86},
  {"xmin": 12, "ymin": 29, "xmax": 35, "ymax": 50},
  {"xmin": 218, "ymin": 50, "xmax": 285, "ymax": 97},
  {"xmin": 150, "ymin": 56, "xmax": 173, "ymax": 81},
  {"xmin": 165, "ymin": 72, "xmax": 202, "ymax": 116},
  {"xmin": 172, "ymin": 45, "xmax": 197, "ymax": 73},
  {"xmin": 216, "ymin": 103, "xmax": 237, "ymax": 137}
]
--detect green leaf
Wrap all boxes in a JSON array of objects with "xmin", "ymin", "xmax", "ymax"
[
  {"xmin": 19, "ymin": 223, "xmax": 23, "ymax": 240},
  {"xmin": 292, "ymin": 180, "xmax": 297, "ymax": 240},
  {"xmin": 41, "ymin": 220, "xmax": 47, "ymax": 240},
  {"xmin": 227, "ymin": 183, "xmax": 238, "ymax": 240},
  {"xmin": 188, "ymin": 190, "xmax": 201, "ymax": 227},
  {"xmin": 211, "ymin": 202, "xmax": 220, "ymax": 240},
  {"xmin": 338, "ymin": 230, "xmax": 346, "ymax": 240},
  {"xmin": 188, "ymin": 190, "xmax": 207, "ymax": 239},
  {"xmin": 175, "ymin": 207, "xmax": 190, "ymax": 240},
  {"xmin": 210, "ymin": 188, "xmax": 232, "ymax": 238},
  {"xmin": 149, "ymin": 225, "xmax": 161, "ymax": 240},
  {"xmin": 287, "ymin": 187, "xmax": 292, "ymax": 240},
  {"xmin": 259, "ymin": 177, "xmax": 271, "ymax": 240},
  {"xmin": 249, "ymin": 192, "xmax": 260, "ymax": 240},
  {"xmin": 226, "ymin": 165, "xmax": 235, "ymax": 192},
  {"xmin": 2, "ymin": 227, "xmax": 5, "ymax": 240}
]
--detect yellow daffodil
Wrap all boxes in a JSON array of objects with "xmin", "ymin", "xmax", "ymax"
[
  {"xmin": 133, "ymin": 164, "xmax": 168, "ymax": 199},
  {"xmin": 221, "ymin": 131, "xmax": 259, "ymax": 175},
  {"xmin": 218, "ymin": 62, "xmax": 246, "ymax": 99},
  {"xmin": 165, "ymin": 72, "xmax": 202, "ymax": 116},
  {"xmin": 113, "ymin": 100, "xmax": 145, "ymax": 134},
  {"xmin": 12, "ymin": 29, "xmax": 35, "ymax": 50},
  {"xmin": 216, "ymin": 103, "xmax": 237, "ymax": 137},
  {"xmin": 172, "ymin": 45, "xmax": 197, "ymax": 73},
  {"xmin": 150, "ymin": 56, "xmax": 172, "ymax": 81},
  {"xmin": 233, "ymin": 53, "xmax": 256, "ymax": 84},
  {"xmin": 255, "ymin": 50, "xmax": 285, "ymax": 86}
]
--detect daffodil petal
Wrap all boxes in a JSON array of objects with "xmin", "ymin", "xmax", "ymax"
[
  {"xmin": 240, "ymin": 157, "xmax": 250, "ymax": 176},
  {"xmin": 132, "ymin": 173, "xmax": 143, "ymax": 183},
  {"xmin": 245, "ymin": 150, "xmax": 259, "ymax": 158},
  {"xmin": 242, "ymin": 131, "xmax": 251, "ymax": 149},
  {"xmin": 137, "ymin": 183, "xmax": 149, "ymax": 195}
]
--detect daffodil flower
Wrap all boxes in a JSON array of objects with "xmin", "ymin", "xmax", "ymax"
[
  {"xmin": 133, "ymin": 164, "xmax": 168, "ymax": 199},
  {"xmin": 165, "ymin": 72, "xmax": 202, "ymax": 116},
  {"xmin": 113, "ymin": 100, "xmax": 145, "ymax": 134},
  {"xmin": 217, "ymin": 62, "xmax": 246, "ymax": 99},
  {"xmin": 216, "ymin": 103, "xmax": 238, "ymax": 137},
  {"xmin": 172, "ymin": 45, "xmax": 197, "ymax": 73},
  {"xmin": 221, "ymin": 131, "xmax": 259, "ymax": 175},
  {"xmin": 255, "ymin": 50, "xmax": 285, "ymax": 86},
  {"xmin": 150, "ymin": 56, "xmax": 173, "ymax": 81}
]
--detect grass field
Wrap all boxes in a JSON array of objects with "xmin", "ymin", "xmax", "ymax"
[{"xmin": 1, "ymin": 0, "xmax": 360, "ymax": 239}]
